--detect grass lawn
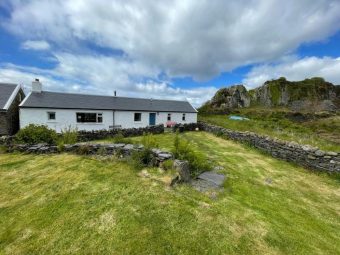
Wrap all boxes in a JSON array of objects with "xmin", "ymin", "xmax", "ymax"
[
  {"xmin": 199, "ymin": 113, "xmax": 340, "ymax": 152},
  {"xmin": 1, "ymin": 132, "xmax": 340, "ymax": 254}
]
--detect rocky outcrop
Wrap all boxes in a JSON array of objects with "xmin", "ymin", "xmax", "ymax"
[
  {"xmin": 200, "ymin": 77, "xmax": 340, "ymax": 112},
  {"xmin": 251, "ymin": 77, "xmax": 340, "ymax": 111},
  {"xmin": 200, "ymin": 85, "xmax": 250, "ymax": 113}
]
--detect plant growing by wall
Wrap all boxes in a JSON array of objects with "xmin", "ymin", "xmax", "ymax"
[
  {"xmin": 172, "ymin": 132, "xmax": 212, "ymax": 177},
  {"xmin": 15, "ymin": 124, "xmax": 58, "ymax": 145}
]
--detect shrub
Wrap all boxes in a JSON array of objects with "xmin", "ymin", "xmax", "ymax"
[
  {"xmin": 172, "ymin": 132, "xmax": 211, "ymax": 177},
  {"xmin": 162, "ymin": 159, "xmax": 174, "ymax": 170},
  {"xmin": 97, "ymin": 147, "xmax": 107, "ymax": 156},
  {"xmin": 111, "ymin": 131, "xmax": 133, "ymax": 144},
  {"xmin": 16, "ymin": 124, "xmax": 58, "ymax": 145},
  {"xmin": 57, "ymin": 142, "xmax": 65, "ymax": 153},
  {"xmin": 60, "ymin": 126, "xmax": 78, "ymax": 144},
  {"xmin": 141, "ymin": 132, "xmax": 159, "ymax": 149},
  {"xmin": 76, "ymin": 144, "xmax": 91, "ymax": 155},
  {"xmin": 0, "ymin": 145, "xmax": 8, "ymax": 154},
  {"xmin": 130, "ymin": 148, "xmax": 156, "ymax": 170}
]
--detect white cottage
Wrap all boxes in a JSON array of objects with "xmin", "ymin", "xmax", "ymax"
[{"xmin": 19, "ymin": 80, "xmax": 197, "ymax": 132}]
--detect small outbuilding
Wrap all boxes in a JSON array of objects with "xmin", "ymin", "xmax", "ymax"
[
  {"xmin": 0, "ymin": 83, "xmax": 25, "ymax": 135},
  {"xmin": 19, "ymin": 80, "xmax": 197, "ymax": 132}
]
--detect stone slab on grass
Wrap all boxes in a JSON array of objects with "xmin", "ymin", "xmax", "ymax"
[
  {"xmin": 198, "ymin": 172, "xmax": 225, "ymax": 186},
  {"xmin": 191, "ymin": 171, "xmax": 226, "ymax": 192}
]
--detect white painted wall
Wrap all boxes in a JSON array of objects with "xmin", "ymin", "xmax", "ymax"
[
  {"xmin": 20, "ymin": 108, "xmax": 197, "ymax": 132},
  {"xmin": 20, "ymin": 108, "xmax": 113, "ymax": 132},
  {"xmin": 114, "ymin": 111, "xmax": 197, "ymax": 129}
]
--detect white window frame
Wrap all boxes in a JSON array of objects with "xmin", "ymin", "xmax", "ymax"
[
  {"xmin": 182, "ymin": 113, "xmax": 186, "ymax": 121},
  {"xmin": 167, "ymin": 113, "xmax": 171, "ymax": 121}
]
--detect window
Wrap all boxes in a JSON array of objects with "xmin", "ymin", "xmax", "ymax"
[
  {"xmin": 76, "ymin": 113, "xmax": 103, "ymax": 123},
  {"xmin": 97, "ymin": 113, "xmax": 103, "ymax": 123},
  {"xmin": 48, "ymin": 112, "xmax": 56, "ymax": 120},
  {"xmin": 167, "ymin": 113, "xmax": 171, "ymax": 121},
  {"xmin": 134, "ymin": 113, "xmax": 142, "ymax": 122},
  {"xmin": 182, "ymin": 113, "xmax": 186, "ymax": 121}
]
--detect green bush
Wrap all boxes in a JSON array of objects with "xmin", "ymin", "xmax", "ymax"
[
  {"xmin": 76, "ymin": 144, "xmax": 91, "ymax": 155},
  {"xmin": 60, "ymin": 126, "xmax": 78, "ymax": 144},
  {"xmin": 162, "ymin": 159, "xmax": 174, "ymax": 170},
  {"xmin": 97, "ymin": 147, "xmax": 107, "ymax": 156},
  {"xmin": 111, "ymin": 131, "xmax": 133, "ymax": 144},
  {"xmin": 16, "ymin": 124, "xmax": 58, "ymax": 145},
  {"xmin": 141, "ymin": 133, "xmax": 159, "ymax": 149},
  {"xmin": 172, "ymin": 132, "xmax": 211, "ymax": 177},
  {"xmin": 130, "ymin": 148, "xmax": 155, "ymax": 170},
  {"xmin": 57, "ymin": 142, "xmax": 65, "ymax": 153},
  {"xmin": 0, "ymin": 145, "xmax": 8, "ymax": 154}
]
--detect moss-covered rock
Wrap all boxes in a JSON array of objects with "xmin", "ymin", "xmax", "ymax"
[{"xmin": 199, "ymin": 77, "xmax": 340, "ymax": 113}]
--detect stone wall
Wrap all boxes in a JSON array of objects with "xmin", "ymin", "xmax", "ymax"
[
  {"xmin": 0, "ymin": 90, "xmax": 25, "ymax": 136},
  {"xmin": 0, "ymin": 112, "xmax": 8, "ymax": 136},
  {"xmin": 10, "ymin": 142, "xmax": 173, "ymax": 165},
  {"xmin": 196, "ymin": 122, "xmax": 339, "ymax": 173},
  {"xmin": 77, "ymin": 124, "xmax": 164, "ymax": 141}
]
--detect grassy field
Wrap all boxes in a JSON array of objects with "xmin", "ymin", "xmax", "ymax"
[
  {"xmin": 1, "ymin": 132, "xmax": 340, "ymax": 254},
  {"xmin": 199, "ymin": 112, "xmax": 340, "ymax": 151}
]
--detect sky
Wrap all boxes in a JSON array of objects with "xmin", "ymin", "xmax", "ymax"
[{"xmin": 0, "ymin": 0, "xmax": 340, "ymax": 107}]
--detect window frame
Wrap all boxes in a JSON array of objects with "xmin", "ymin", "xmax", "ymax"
[
  {"xmin": 182, "ymin": 113, "xmax": 186, "ymax": 121},
  {"xmin": 47, "ymin": 111, "xmax": 56, "ymax": 121},
  {"xmin": 76, "ymin": 112, "xmax": 103, "ymax": 123},
  {"xmin": 167, "ymin": 113, "xmax": 171, "ymax": 121},
  {"xmin": 134, "ymin": 112, "xmax": 142, "ymax": 122}
]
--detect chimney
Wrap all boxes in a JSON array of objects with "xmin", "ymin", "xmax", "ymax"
[
  {"xmin": 32, "ymin": 78, "xmax": 42, "ymax": 93},
  {"xmin": 114, "ymin": 90, "xmax": 117, "ymax": 97}
]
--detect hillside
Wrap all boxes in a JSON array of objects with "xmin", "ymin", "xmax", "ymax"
[{"xmin": 200, "ymin": 77, "xmax": 340, "ymax": 113}]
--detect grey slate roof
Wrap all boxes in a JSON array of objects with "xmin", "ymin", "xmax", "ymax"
[
  {"xmin": 0, "ymin": 83, "xmax": 17, "ymax": 110},
  {"xmin": 20, "ymin": 91, "xmax": 197, "ymax": 113}
]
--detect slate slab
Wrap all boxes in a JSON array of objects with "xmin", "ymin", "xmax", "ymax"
[
  {"xmin": 191, "ymin": 171, "xmax": 226, "ymax": 192},
  {"xmin": 198, "ymin": 172, "xmax": 225, "ymax": 186}
]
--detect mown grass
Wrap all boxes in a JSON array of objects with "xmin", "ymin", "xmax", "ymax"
[
  {"xmin": 199, "ymin": 113, "xmax": 340, "ymax": 151},
  {"xmin": 0, "ymin": 132, "xmax": 340, "ymax": 254}
]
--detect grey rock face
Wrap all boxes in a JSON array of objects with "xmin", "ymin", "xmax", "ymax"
[{"xmin": 173, "ymin": 160, "xmax": 191, "ymax": 182}]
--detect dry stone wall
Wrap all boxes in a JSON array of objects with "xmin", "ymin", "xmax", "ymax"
[
  {"xmin": 10, "ymin": 143, "xmax": 173, "ymax": 165},
  {"xmin": 196, "ymin": 122, "xmax": 339, "ymax": 173},
  {"xmin": 77, "ymin": 124, "xmax": 164, "ymax": 141}
]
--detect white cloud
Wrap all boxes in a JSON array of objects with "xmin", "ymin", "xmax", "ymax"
[
  {"xmin": 0, "ymin": 54, "xmax": 217, "ymax": 107},
  {"xmin": 21, "ymin": 40, "xmax": 51, "ymax": 50},
  {"xmin": 5, "ymin": 0, "xmax": 340, "ymax": 80},
  {"xmin": 243, "ymin": 56, "xmax": 340, "ymax": 88}
]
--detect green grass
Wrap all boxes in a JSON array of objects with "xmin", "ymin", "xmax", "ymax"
[
  {"xmin": 199, "ymin": 113, "xmax": 340, "ymax": 151},
  {"xmin": 1, "ymin": 132, "xmax": 340, "ymax": 254}
]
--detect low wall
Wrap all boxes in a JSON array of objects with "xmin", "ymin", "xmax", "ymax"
[
  {"xmin": 77, "ymin": 124, "xmax": 164, "ymax": 141},
  {"xmin": 11, "ymin": 143, "xmax": 173, "ymax": 165},
  {"xmin": 196, "ymin": 122, "xmax": 339, "ymax": 173}
]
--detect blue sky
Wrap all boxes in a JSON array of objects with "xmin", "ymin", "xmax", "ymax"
[{"xmin": 1, "ymin": 1, "xmax": 340, "ymax": 106}]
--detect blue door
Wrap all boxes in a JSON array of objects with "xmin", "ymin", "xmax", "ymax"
[{"xmin": 149, "ymin": 113, "xmax": 156, "ymax": 125}]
